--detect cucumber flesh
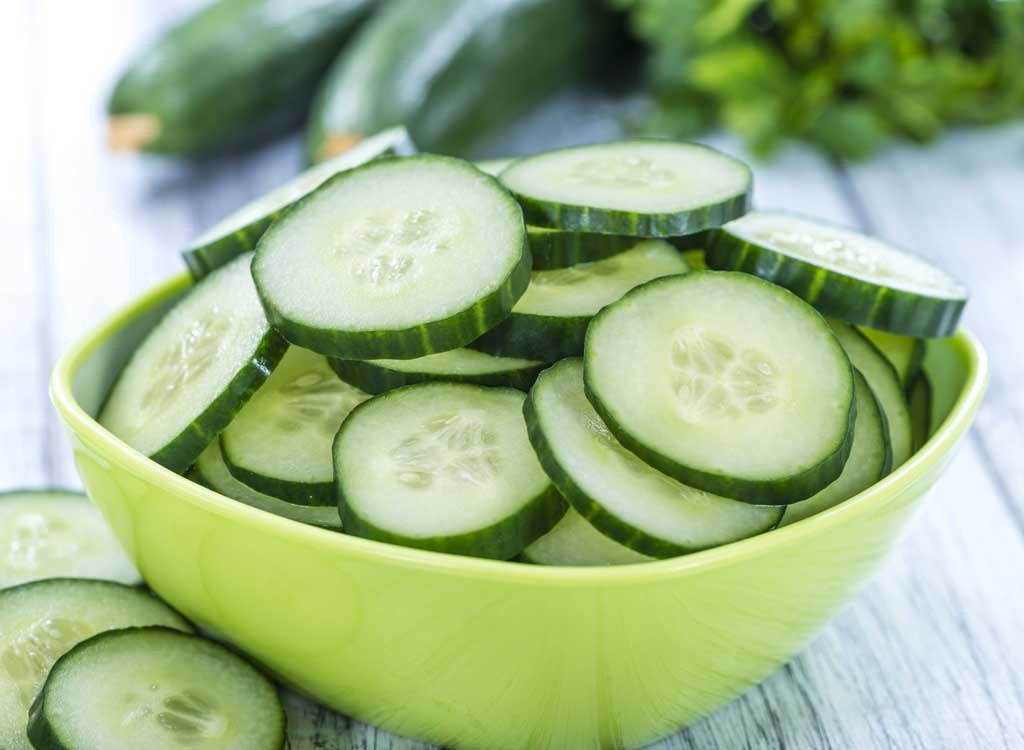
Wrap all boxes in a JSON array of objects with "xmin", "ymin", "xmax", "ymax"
[
  {"xmin": 330, "ymin": 348, "xmax": 544, "ymax": 394},
  {"xmin": 221, "ymin": 347, "xmax": 369, "ymax": 505},
  {"xmin": 520, "ymin": 507, "xmax": 653, "ymax": 566},
  {"xmin": 335, "ymin": 383, "xmax": 565, "ymax": 559},
  {"xmin": 191, "ymin": 443, "xmax": 342, "ymax": 530},
  {"xmin": 471, "ymin": 240, "xmax": 689, "ymax": 361},
  {"xmin": 908, "ymin": 372, "xmax": 933, "ymax": 453},
  {"xmin": 100, "ymin": 253, "xmax": 287, "ymax": 472},
  {"xmin": 584, "ymin": 271, "xmax": 855, "ymax": 504},
  {"xmin": 184, "ymin": 127, "xmax": 415, "ymax": 279},
  {"xmin": 860, "ymin": 328, "xmax": 924, "ymax": 388},
  {"xmin": 27, "ymin": 627, "xmax": 286, "ymax": 750},
  {"xmin": 500, "ymin": 140, "xmax": 751, "ymax": 237},
  {"xmin": 253, "ymin": 155, "xmax": 529, "ymax": 359},
  {"xmin": 781, "ymin": 369, "xmax": 892, "ymax": 525},
  {"xmin": 829, "ymin": 321, "xmax": 913, "ymax": 468},
  {"xmin": 707, "ymin": 211, "xmax": 967, "ymax": 337},
  {"xmin": 0, "ymin": 490, "xmax": 139, "ymax": 589},
  {"xmin": 0, "ymin": 579, "xmax": 191, "ymax": 750},
  {"xmin": 526, "ymin": 359, "xmax": 782, "ymax": 557}
]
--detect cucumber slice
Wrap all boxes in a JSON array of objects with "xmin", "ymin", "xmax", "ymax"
[
  {"xmin": 585, "ymin": 271, "xmax": 855, "ymax": 504},
  {"xmin": 0, "ymin": 579, "xmax": 191, "ymax": 750},
  {"xmin": 475, "ymin": 158, "xmax": 513, "ymax": 176},
  {"xmin": 330, "ymin": 348, "xmax": 544, "ymax": 394},
  {"xmin": 100, "ymin": 254, "xmax": 287, "ymax": 473},
  {"xmin": 860, "ymin": 328, "xmax": 925, "ymax": 388},
  {"xmin": 499, "ymin": 140, "xmax": 751, "ymax": 237},
  {"xmin": 520, "ymin": 507, "xmax": 653, "ymax": 566},
  {"xmin": 220, "ymin": 347, "xmax": 369, "ymax": 505},
  {"xmin": 253, "ymin": 155, "xmax": 529, "ymax": 360},
  {"xmin": 471, "ymin": 240, "xmax": 689, "ymax": 361},
  {"xmin": 183, "ymin": 127, "xmax": 415, "ymax": 279},
  {"xmin": 334, "ymin": 383, "xmax": 565, "ymax": 559},
  {"xmin": 27, "ymin": 627, "xmax": 286, "ymax": 750},
  {"xmin": 526, "ymin": 359, "xmax": 782, "ymax": 557},
  {"xmin": 526, "ymin": 226, "xmax": 640, "ymax": 271},
  {"xmin": 781, "ymin": 369, "xmax": 892, "ymax": 526},
  {"xmin": 0, "ymin": 490, "xmax": 139, "ymax": 589},
  {"xmin": 191, "ymin": 443, "xmax": 342, "ymax": 530},
  {"xmin": 706, "ymin": 211, "xmax": 967, "ymax": 337},
  {"xmin": 909, "ymin": 372, "xmax": 934, "ymax": 453},
  {"xmin": 829, "ymin": 321, "xmax": 913, "ymax": 468}
]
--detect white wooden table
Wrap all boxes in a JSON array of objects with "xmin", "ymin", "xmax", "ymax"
[{"xmin": 2, "ymin": 2, "xmax": 1023, "ymax": 748}]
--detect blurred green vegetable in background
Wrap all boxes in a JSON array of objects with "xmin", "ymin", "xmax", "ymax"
[{"xmin": 616, "ymin": 0, "xmax": 1024, "ymax": 158}]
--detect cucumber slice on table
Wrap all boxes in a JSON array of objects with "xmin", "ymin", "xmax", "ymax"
[
  {"xmin": 829, "ymin": 321, "xmax": 913, "ymax": 468},
  {"xmin": 0, "ymin": 489, "xmax": 139, "ymax": 589},
  {"xmin": 334, "ymin": 383, "xmax": 565, "ymax": 559},
  {"xmin": 499, "ymin": 140, "xmax": 751, "ymax": 237},
  {"xmin": 526, "ymin": 359, "xmax": 782, "ymax": 557},
  {"xmin": 471, "ymin": 240, "xmax": 689, "ymax": 361},
  {"xmin": 706, "ymin": 211, "xmax": 967, "ymax": 337},
  {"xmin": 908, "ymin": 372, "xmax": 934, "ymax": 452},
  {"xmin": 221, "ymin": 347, "xmax": 369, "ymax": 505},
  {"xmin": 100, "ymin": 253, "xmax": 287, "ymax": 473},
  {"xmin": 27, "ymin": 627, "xmax": 286, "ymax": 750},
  {"xmin": 0, "ymin": 579, "xmax": 191, "ymax": 750},
  {"xmin": 781, "ymin": 369, "xmax": 892, "ymax": 526},
  {"xmin": 191, "ymin": 443, "xmax": 342, "ymax": 530},
  {"xmin": 330, "ymin": 348, "xmax": 544, "ymax": 394},
  {"xmin": 520, "ymin": 507, "xmax": 653, "ymax": 566},
  {"xmin": 861, "ymin": 328, "xmax": 925, "ymax": 388},
  {"xmin": 585, "ymin": 271, "xmax": 855, "ymax": 504},
  {"xmin": 253, "ymin": 155, "xmax": 529, "ymax": 359},
  {"xmin": 183, "ymin": 127, "xmax": 415, "ymax": 279}
]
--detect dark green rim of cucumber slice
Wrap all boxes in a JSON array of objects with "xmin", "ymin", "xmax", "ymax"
[
  {"xmin": 329, "ymin": 354, "xmax": 545, "ymax": 394},
  {"xmin": 527, "ymin": 227, "xmax": 638, "ymax": 270},
  {"xmin": 908, "ymin": 371, "xmax": 934, "ymax": 453},
  {"xmin": 468, "ymin": 312, "xmax": 591, "ymax": 363},
  {"xmin": 220, "ymin": 436, "xmax": 334, "ymax": 507}
]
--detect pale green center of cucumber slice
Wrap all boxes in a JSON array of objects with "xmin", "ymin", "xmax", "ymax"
[
  {"xmin": 119, "ymin": 683, "xmax": 227, "ymax": 742},
  {"xmin": 140, "ymin": 314, "xmax": 230, "ymax": 415},
  {"xmin": 565, "ymin": 155, "xmax": 680, "ymax": 190},
  {"xmin": 341, "ymin": 208, "xmax": 458, "ymax": 287},
  {"xmin": 390, "ymin": 411, "xmax": 501, "ymax": 490},
  {"xmin": 4, "ymin": 512, "xmax": 80, "ymax": 574},
  {"xmin": 2, "ymin": 617, "xmax": 93, "ymax": 708},
  {"xmin": 272, "ymin": 368, "xmax": 363, "ymax": 439}
]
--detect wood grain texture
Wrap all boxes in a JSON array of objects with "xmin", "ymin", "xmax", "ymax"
[{"xmin": 0, "ymin": 1, "xmax": 1021, "ymax": 748}]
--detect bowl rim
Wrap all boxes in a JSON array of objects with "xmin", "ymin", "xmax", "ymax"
[{"xmin": 51, "ymin": 271, "xmax": 989, "ymax": 585}]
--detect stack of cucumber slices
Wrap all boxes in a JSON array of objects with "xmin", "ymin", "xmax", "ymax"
[{"xmin": 94, "ymin": 135, "xmax": 967, "ymax": 571}]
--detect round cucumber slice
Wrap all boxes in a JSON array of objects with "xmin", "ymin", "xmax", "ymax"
[
  {"xmin": 192, "ymin": 443, "xmax": 342, "ymax": 530},
  {"xmin": 330, "ymin": 348, "xmax": 544, "ymax": 394},
  {"xmin": 499, "ymin": 140, "xmax": 751, "ymax": 237},
  {"xmin": 27, "ymin": 627, "xmax": 286, "ymax": 750},
  {"xmin": 526, "ymin": 359, "xmax": 782, "ymax": 557},
  {"xmin": 334, "ymin": 383, "xmax": 565, "ymax": 559},
  {"xmin": 706, "ymin": 211, "xmax": 967, "ymax": 337},
  {"xmin": 253, "ymin": 155, "xmax": 530, "ymax": 360},
  {"xmin": 0, "ymin": 490, "xmax": 139, "ymax": 589},
  {"xmin": 781, "ymin": 369, "xmax": 892, "ymax": 526},
  {"xmin": 100, "ymin": 253, "xmax": 287, "ymax": 473},
  {"xmin": 860, "ymin": 328, "xmax": 924, "ymax": 388},
  {"xmin": 0, "ymin": 579, "xmax": 191, "ymax": 750},
  {"xmin": 183, "ymin": 127, "xmax": 415, "ymax": 279},
  {"xmin": 520, "ymin": 507, "xmax": 653, "ymax": 566},
  {"xmin": 585, "ymin": 271, "xmax": 855, "ymax": 504},
  {"xmin": 221, "ymin": 347, "xmax": 369, "ymax": 505},
  {"xmin": 470, "ymin": 240, "xmax": 689, "ymax": 362}
]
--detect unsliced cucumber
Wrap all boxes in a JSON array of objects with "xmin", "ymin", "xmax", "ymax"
[
  {"xmin": 706, "ymin": 211, "xmax": 967, "ymax": 337},
  {"xmin": 330, "ymin": 348, "xmax": 544, "ymax": 394},
  {"xmin": 191, "ymin": 443, "xmax": 342, "ymax": 530},
  {"xmin": 471, "ymin": 240, "xmax": 689, "ymax": 361},
  {"xmin": 909, "ymin": 372, "xmax": 934, "ymax": 453},
  {"xmin": 100, "ymin": 253, "xmax": 287, "ymax": 472},
  {"xmin": 520, "ymin": 507, "xmax": 653, "ymax": 566},
  {"xmin": 781, "ymin": 369, "xmax": 892, "ymax": 526},
  {"xmin": 499, "ymin": 140, "xmax": 751, "ymax": 237},
  {"xmin": 526, "ymin": 359, "xmax": 782, "ymax": 556},
  {"xmin": 27, "ymin": 627, "xmax": 286, "ymax": 750},
  {"xmin": 861, "ymin": 328, "xmax": 925, "ymax": 388},
  {"xmin": 0, "ymin": 490, "xmax": 139, "ymax": 589},
  {"xmin": 183, "ymin": 127, "xmax": 415, "ymax": 279},
  {"xmin": 253, "ymin": 155, "xmax": 529, "ymax": 359},
  {"xmin": 829, "ymin": 321, "xmax": 914, "ymax": 468},
  {"xmin": 585, "ymin": 272, "xmax": 855, "ymax": 504},
  {"xmin": 0, "ymin": 579, "xmax": 191, "ymax": 750},
  {"xmin": 221, "ymin": 347, "xmax": 369, "ymax": 505},
  {"xmin": 334, "ymin": 383, "xmax": 565, "ymax": 558}
]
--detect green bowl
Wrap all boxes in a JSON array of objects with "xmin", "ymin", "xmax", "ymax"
[{"xmin": 51, "ymin": 272, "xmax": 987, "ymax": 750}]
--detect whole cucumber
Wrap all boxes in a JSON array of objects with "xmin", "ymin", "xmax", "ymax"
[
  {"xmin": 109, "ymin": 0, "xmax": 376, "ymax": 155},
  {"xmin": 306, "ymin": 0, "xmax": 612, "ymax": 162}
]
